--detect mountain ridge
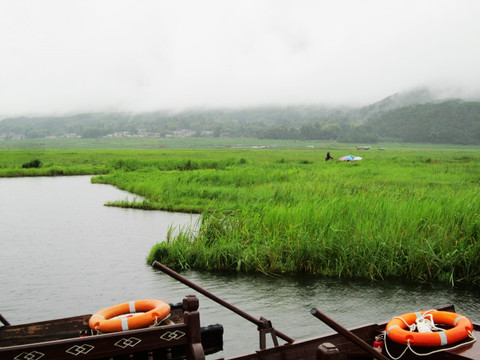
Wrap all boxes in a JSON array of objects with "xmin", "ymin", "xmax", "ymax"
[{"xmin": 1, "ymin": 87, "xmax": 479, "ymax": 145}]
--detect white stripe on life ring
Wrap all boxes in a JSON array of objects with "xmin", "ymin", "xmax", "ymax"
[
  {"xmin": 454, "ymin": 315, "xmax": 465, "ymax": 326},
  {"xmin": 129, "ymin": 301, "xmax": 136, "ymax": 313},
  {"xmin": 386, "ymin": 325, "xmax": 400, "ymax": 336},
  {"xmin": 121, "ymin": 317, "xmax": 129, "ymax": 331},
  {"xmin": 439, "ymin": 331, "xmax": 448, "ymax": 346}
]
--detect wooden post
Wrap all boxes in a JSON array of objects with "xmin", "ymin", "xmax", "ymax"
[
  {"xmin": 317, "ymin": 342, "xmax": 341, "ymax": 360},
  {"xmin": 183, "ymin": 295, "xmax": 205, "ymax": 360},
  {"xmin": 258, "ymin": 317, "xmax": 279, "ymax": 350}
]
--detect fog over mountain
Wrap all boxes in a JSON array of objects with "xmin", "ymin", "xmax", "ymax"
[
  {"xmin": 1, "ymin": 86, "xmax": 479, "ymax": 145},
  {"xmin": 1, "ymin": 1, "xmax": 480, "ymax": 118}
]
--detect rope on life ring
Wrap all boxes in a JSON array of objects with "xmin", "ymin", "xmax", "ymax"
[
  {"xmin": 89, "ymin": 299, "xmax": 170, "ymax": 333},
  {"xmin": 385, "ymin": 310, "xmax": 473, "ymax": 347}
]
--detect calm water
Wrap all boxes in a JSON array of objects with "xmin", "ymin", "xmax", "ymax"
[{"xmin": 1, "ymin": 176, "xmax": 479, "ymax": 358}]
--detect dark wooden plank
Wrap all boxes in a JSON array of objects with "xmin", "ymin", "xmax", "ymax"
[{"xmin": 0, "ymin": 315, "xmax": 91, "ymax": 346}]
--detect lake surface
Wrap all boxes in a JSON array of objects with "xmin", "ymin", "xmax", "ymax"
[{"xmin": 1, "ymin": 176, "xmax": 479, "ymax": 358}]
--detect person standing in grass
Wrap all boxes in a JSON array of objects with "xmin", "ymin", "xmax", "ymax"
[{"xmin": 325, "ymin": 152, "xmax": 333, "ymax": 161}]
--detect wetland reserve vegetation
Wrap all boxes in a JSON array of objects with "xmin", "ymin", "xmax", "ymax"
[{"xmin": 1, "ymin": 138, "xmax": 479, "ymax": 286}]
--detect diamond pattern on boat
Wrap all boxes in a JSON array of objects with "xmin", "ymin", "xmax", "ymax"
[
  {"xmin": 14, "ymin": 351, "xmax": 45, "ymax": 360},
  {"xmin": 160, "ymin": 330, "xmax": 186, "ymax": 341},
  {"xmin": 114, "ymin": 337, "xmax": 142, "ymax": 348},
  {"xmin": 66, "ymin": 344, "xmax": 95, "ymax": 356}
]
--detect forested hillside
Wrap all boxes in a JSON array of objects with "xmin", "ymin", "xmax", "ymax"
[
  {"xmin": 366, "ymin": 100, "xmax": 480, "ymax": 144},
  {"xmin": 1, "ymin": 95, "xmax": 479, "ymax": 145}
]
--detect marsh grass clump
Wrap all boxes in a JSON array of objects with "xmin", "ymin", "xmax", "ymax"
[
  {"xmin": 151, "ymin": 199, "xmax": 480, "ymax": 285},
  {"xmin": 22, "ymin": 159, "xmax": 41, "ymax": 168}
]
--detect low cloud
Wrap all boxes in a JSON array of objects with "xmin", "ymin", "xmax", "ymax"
[{"xmin": 1, "ymin": 0, "xmax": 479, "ymax": 116}]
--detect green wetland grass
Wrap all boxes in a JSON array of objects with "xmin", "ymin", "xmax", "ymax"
[
  {"xmin": 141, "ymin": 149, "xmax": 480, "ymax": 286},
  {"xmin": 1, "ymin": 140, "xmax": 479, "ymax": 285},
  {"xmin": 93, "ymin": 147, "xmax": 480, "ymax": 286}
]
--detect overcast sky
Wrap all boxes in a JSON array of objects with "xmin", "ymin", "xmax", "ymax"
[{"xmin": 1, "ymin": 0, "xmax": 479, "ymax": 116}]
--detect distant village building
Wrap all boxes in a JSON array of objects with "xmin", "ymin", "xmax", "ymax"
[
  {"xmin": 167, "ymin": 129, "xmax": 196, "ymax": 138},
  {"xmin": 138, "ymin": 132, "xmax": 161, "ymax": 137},
  {"xmin": 113, "ymin": 132, "xmax": 132, "ymax": 137}
]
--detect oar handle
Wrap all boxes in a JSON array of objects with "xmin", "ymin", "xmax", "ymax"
[
  {"xmin": 0, "ymin": 314, "xmax": 10, "ymax": 326},
  {"xmin": 310, "ymin": 308, "xmax": 389, "ymax": 360},
  {"xmin": 152, "ymin": 261, "xmax": 294, "ymax": 344}
]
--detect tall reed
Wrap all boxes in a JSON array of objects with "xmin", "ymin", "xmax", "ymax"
[{"xmin": 144, "ymin": 148, "xmax": 480, "ymax": 285}]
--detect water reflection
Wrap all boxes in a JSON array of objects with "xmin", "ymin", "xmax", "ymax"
[
  {"xmin": 0, "ymin": 176, "xmax": 199, "ymax": 320},
  {"xmin": 1, "ymin": 176, "xmax": 479, "ymax": 359}
]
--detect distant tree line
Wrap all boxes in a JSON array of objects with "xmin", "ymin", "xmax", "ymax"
[
  {"xmin": 368, "ymin": 100, "xmax": 480, "ymax": 144},
  {"xmin": 0, "ymin": 99, "xmax": 479, "ymax": 144}
]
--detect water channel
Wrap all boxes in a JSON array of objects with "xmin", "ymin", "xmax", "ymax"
[{"xmin": 1, "ymin": 176, "xmax": 479, "ymax": 358}]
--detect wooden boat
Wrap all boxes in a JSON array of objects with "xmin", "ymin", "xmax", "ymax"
[
  {"xmin": 2, "ymin": 261, "xmax": 478, "ymax": 360},
  {"xmin": 222, "ymin": 305, "xmax": 479, "ymax": 360},
  {"xmin": 0, "ymin": 295, "xmax": 224, "ymax": 360},
  {"xmin": 151, "ymin": 261, "xmax": 480, "ymax": 360}
]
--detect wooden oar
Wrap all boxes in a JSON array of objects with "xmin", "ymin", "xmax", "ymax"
[
  {"xmin": 0, "ymin": 314, "xmax": 10, "ymax": 326},
  {"xmin": 310, "ymin": 308, "xmax": 389, "ymax": 360},
  {"xmin": 152, "ymin": 261, "xmax": 294, "ymax": 345}
]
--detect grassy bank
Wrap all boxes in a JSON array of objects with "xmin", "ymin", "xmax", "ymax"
[
  {"xmin": 1, "ymin": 140, "xmax": 479, "ymax": 285},
  {"xmin": 139, "ymin": 148, "xmax": 480, "ymax": 286}
]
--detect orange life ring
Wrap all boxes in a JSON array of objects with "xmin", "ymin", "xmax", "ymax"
[
  {"xmin": 89, "ymin": 299, "xmax": 170, "ymax": 332},
  {"xmin": 386, "ymin": 310, "xmax": 473, "ymax": 347}
]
